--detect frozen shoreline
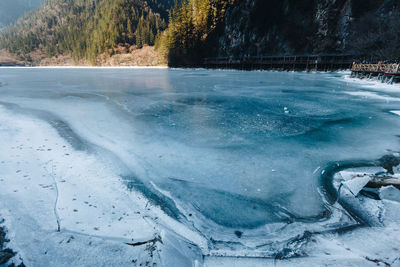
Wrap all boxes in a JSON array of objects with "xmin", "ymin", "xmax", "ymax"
[
  {"xmin": 0, "ymin": 66, "xmax": 168, "ymax": 69},
  {"xmin": 1, "ymin": 69, "xmax": 400, "ymax": 266},
  {"xmin": 0, "ymin": 106, "xmax": 203, "ymax": 266},
  {"xmin": 343, "ymin": 74, "xmax": 400, "ymax": 92},
  {"xmin": 1, "ymin": 103, "xmax": 399, "ymax": 267}
]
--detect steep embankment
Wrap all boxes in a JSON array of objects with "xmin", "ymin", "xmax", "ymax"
[
  {"xmin": 0, "ymin": 0, "xmax": 174, "ymax": 65},
  {"xmin": 219, "ymin": 0, "xmax": 400, "ymax": 57},
  {"xmin": 163, "ymin": 0, "xmax": 400, "ymax": 66}
]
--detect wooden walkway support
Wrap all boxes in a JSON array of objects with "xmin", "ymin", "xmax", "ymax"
[
  {"xmin": 352, "ymin": 64, "xmax": 399, "ymax": 74},
  {"xmin": 203, "ymin": 54, "xmax": 355, "ymax": 71},
  {"xmin": 351, "ymin": 64, "xmax": 400, "ymax": 84}
]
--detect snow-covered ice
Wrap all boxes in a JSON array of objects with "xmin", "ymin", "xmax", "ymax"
[
  {"xmin": 380, "ymin": 186, "xmax": 400, "ymax": 202},
  {"xmin": 0, "ymin": 105, "xmax": 203, "ymax": 266},
  {"xmin": 390, "ymin": 110, "xmax": 400, "ymax": 116},
  {"xmin": 0, "ymin": 68, "xmax": 400, "ymax": 266},
  {"xmin": 344, "ymin": 91, "xmax": 400, "ymax": 102},
  {"xmin": 341, "ymin": 175, "xmax": 372, "ymax": 196}
]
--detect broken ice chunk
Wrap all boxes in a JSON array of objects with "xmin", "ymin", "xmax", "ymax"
[
  {"xmin": 342, "ymin": 175, "xmax": 372, "ymax": 196},
  {"xmin": 284, "ymin": 107, "xmax": 289, "ymax": 114},
  {"xmin": 380, "ymin": 186, "xmax": 400, "ymax": 202}
]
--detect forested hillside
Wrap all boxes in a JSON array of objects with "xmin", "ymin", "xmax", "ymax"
[
  {"xmin": 1, "ymin": 0, "xmax": 399, "ymax": 66},
  {"xmin": 0, "ymin": 0, "xmax": 174, "ymax": 63},
  {"xmin": 160, "ymin": 0, "xmax": 400, "ymax": 66},
  {"xmin": 156, "ymin": 0, "xmax": 234, "ymax": 65}
]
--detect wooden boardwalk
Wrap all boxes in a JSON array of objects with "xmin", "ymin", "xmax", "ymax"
[
  {"xmin": 203, "ymin": 54, "xmax": 355, "ymax": 71},
  {"xmin": 351, "ymin": 64, "xmax": 400, "ymax": 83},
  {"xmin": 351, "ymin": 64, "xmax": 400, "ymax": 75}
]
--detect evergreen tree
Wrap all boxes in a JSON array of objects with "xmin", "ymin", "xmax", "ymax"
[
  {"xmin": 0, "ymin": 0, "xmax": 172, "ymax": 64},
  {"xmin": 156, "ymin": 0, "xmax": 233, "ymax": 66}
]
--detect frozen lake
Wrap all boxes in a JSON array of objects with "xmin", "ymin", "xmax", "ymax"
[{"xmin": 1, "ymin": 68, "xmax": 400, "ymax": 256}]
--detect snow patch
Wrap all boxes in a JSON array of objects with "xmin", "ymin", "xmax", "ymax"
[
  {"xmin": 344, "ymin": 91, "xmax": 400, "ymax": 102},
  {"xmin": 343, "ymin": 75, "xmax": 400, "ymax": 93},
  {"xmin": 390, "ymin": 110, "xmax": 400, "ymax": 116}
]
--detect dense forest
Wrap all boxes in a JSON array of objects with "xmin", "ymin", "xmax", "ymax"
[
  {"xmin": 0, "ymin": 0, "xmax": 174, "ymax": 63},
  {"xmin": 155, "ymin": 0, "xmax": 234, "ymax": 65},
  {"xmin": 1, "ymin": 0, "xmax": 399, "ymax": 65}
]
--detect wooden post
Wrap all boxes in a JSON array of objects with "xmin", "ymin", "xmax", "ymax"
[
  {"xmin": 293, "ymin": 56, "xmax": 296, "ymax": 71},
  {"xmin": 306, "ymin": 56, "xmax": 309, "ymax": 71}
]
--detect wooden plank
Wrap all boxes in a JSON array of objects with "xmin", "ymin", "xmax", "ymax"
[
  {"xmin": 367, "ymin": 177, "xmax": 400, "ymax": 190},
  {"xmin": 351, "ymin": 64, "xmax": 400, "ymax": 75}
]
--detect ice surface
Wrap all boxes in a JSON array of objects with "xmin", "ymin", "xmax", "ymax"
[
  {"xmin": 342, "ymin": 175, "xmax": 372, "ymax": 196},
  {"xmin": 0, "ymin": 105, "xmax": 204, "ymax": 266},
  {"xmin": 390, "ymin": 110, "xmax": 400, "ymax": 116},
  {"xmin": 0, "ymin": 68, "xmax": 400, "ymax": 264},
  {"xmin": 344, "ymin": 74, "xmax": 400, "ymax": 93},
  {"xmin": 344, "ymin": 91, "xmax": 400, "ymax": 102},
  {"xmin": 380, "ymin": 186, "xmax": 400, "ymax": 202}
]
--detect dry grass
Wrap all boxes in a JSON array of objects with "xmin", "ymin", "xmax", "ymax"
[
  {"xmin": 0, "ymin": 49, "xmax": 24, "ymax": 65},
  {"xmin": 97, "ymin": 45, "xmax": 167, "ymax": 66},
  {"xmin": 1, "ymin": 45, "xmax": 166, "ymax": 67}
]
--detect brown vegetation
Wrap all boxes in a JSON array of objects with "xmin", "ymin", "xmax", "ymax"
[
  {"xmin": 97, "ymin": 45, "xmax": 166, "ymax": 66},
  {"xmin": 0, "ymin": 49, "xmax": 24, "ymax": 66},
  {"xmin": 1, "ymin": 45, "xmax": 166, "ymax": 66}
]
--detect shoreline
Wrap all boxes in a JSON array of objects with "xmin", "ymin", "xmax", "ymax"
[
  {"xmin": 0, "ymin": 65, "xmax": 168, "ymax": 69},
  {"xmin": 344, "ymin": 74, "xmax": 400, "ymax": 90},
  {"xmin": 0, "ymin": 46, "xmax": 167, "ymax": 68},
  {"xmin": 0, "ymin": 65, "xmax": 348, "ymax": 72}
]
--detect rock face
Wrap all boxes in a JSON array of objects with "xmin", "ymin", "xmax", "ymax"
[
  {"xmin": 378, "ymin": 155, "xmax": 400, "ymax": 175},
  {"xmin": 0, "ymin": 224, "xmax": 16, "ymax": 266},
  {"xmin": 215, "ymin": 0, "xmax": 399, "ymax": 58}
]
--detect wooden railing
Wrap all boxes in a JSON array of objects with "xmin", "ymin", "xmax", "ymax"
[
  {"xmin": 203, "ymin": 54, "xmax": 356, "ymax": 70},
  {"xmin": 352, "ymin": 64, "xmax": 400, "ymax": 74}
]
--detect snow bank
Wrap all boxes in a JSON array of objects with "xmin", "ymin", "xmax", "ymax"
[
  {"xmin": 390, "ymin": 110, "xmax": 400, "ymax": 117},
  {"xmin": 343, "ymin": 75, "xmax": 400, "ymax": 93},
  {"xmin": 343, "ymin": 91, "xmax": 400, "ymax": 102}
]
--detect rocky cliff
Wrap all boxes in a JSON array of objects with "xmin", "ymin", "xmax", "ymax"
[{"xmin": 214, "ymin": 0, "xmax": 400, "ymax": 59}]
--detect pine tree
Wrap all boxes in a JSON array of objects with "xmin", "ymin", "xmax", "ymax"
[{"xmin": 0, "ymin": 0, "xmax": 172, "ymax": 64}]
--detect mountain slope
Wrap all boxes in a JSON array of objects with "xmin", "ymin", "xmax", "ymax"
[
  {"xmin": 219, "ymin": 0, "xmax": 400, "ymax": 58},
  {"xmin": 161, "ymin": 0, "xmax": 400, "ymax": 66},
  {"xmin": 1, "ymin": 0, "xmax": 399, "ymax": 66},
  {"xmin": 0, "ymin": 0, "xmax": 174, "ymax": 63}
]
